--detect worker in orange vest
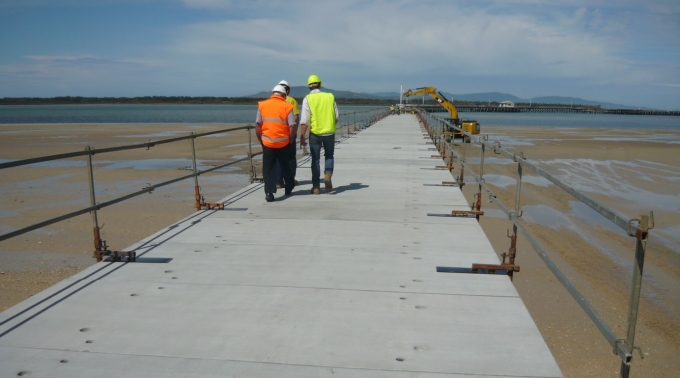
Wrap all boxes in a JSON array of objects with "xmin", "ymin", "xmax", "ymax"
[
  {"xmin": 274, "ymin": 80, "xmax": 300, "ymax": 189},
  {"xmin": 256, "ymin": 84, "xmax": 296, "ymax": 202}
]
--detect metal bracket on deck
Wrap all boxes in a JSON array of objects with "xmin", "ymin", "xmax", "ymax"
[
  {"xmin": 472, "ymin": 263, "xmax": 520, "ymax": 274},
  {"xmin": 436, "ymin": 263, "xmax": 519, "ymax": 276},
  {"xmin": 194, "ymin": 183, "xmax": 250, "ymax": 211},
  {"xmin": 196, "ymin": 202, "xmax": 249, "ymax": 211},
  {"xmin": 427, "ymin": 210, "xmax": 484, "ymax": 218},
  {"xmin": 451, "ymin": 210, "xmax": 484, "ymax": 217},
  {"xmin": 102, "ymin": 250, "xmax": 137, "ymax": 262},
  {"xmin": 423, "ymin": 181, "xmax": 461, "ymax": 187}
]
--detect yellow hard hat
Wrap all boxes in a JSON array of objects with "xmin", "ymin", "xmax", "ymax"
[{"xmin": 307, "ymin": 74, "xmax": 321, "ymax": 86}]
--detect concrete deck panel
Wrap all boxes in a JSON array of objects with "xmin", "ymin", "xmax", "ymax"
[{"xmin": 0, "ymin": 114, "xmax": 563, "ymax": 377}]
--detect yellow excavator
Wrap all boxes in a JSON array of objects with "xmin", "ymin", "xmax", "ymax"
[{"xmin": 403, "ymin": 86, "xmax": 480, "ymax": 142}]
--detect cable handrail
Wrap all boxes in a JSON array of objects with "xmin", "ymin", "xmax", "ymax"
[
  {"xmin": 413, "ymin": 107, "xmax": 650, "ymax": 378},
  {"xmin": 0, "ymin": 107, "xmax": 390, "ymax": 260}
]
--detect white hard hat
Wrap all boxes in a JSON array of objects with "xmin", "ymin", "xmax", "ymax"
[
  {"xmin": 278, "ymin": 80, "xmax": 289, "ymax": 87},
  {"xmin": 272, "ymin": 84, "xmax": 287, "ymax": 94}
]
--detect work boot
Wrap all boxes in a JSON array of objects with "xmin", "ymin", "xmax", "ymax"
[
  {"xmin": 265, "ymin": 193, "xmax": 275, "ymax": 202},
  {"xmin": 276, "ymin": 183, "xmax": 283, "ymax": 189},
  {"xmin": 324, "ymin": 173, "xmax": 333, "ymax": 193},
  {"xmin": 311, "ymin": 187, "xmax": 320, "ymax": 195}
]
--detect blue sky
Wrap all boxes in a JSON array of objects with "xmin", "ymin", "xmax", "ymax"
[{"xmin": 0, "ymin": 0, "xmax": 678, "ymax": 109}]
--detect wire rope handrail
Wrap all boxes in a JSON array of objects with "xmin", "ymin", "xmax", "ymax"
[
  {"xmin": 0, "ymin": 107, "xmax": 389, "ymax": 261},
  {"xmin": 413, "ymin": 107, "xmax": 650, "ymax": 378}
]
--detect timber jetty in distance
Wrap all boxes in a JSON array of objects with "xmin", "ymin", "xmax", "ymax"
[{"xmin": 416, "ymin": 104, "xmax": 680, "ymax": 116}]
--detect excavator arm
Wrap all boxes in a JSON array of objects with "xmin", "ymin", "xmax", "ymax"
[
  {"xmin": 403, "ymin": 86, "xmax": 480, "ymax": 141},
  {"xmin": 403, "ymin": 87, "xmax": 459, "ymax": 120}
]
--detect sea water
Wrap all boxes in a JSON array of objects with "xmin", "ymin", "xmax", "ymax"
[
  {"xmin": 1, "ymin": 104, "xmax": 679, "ymax": 129},
  {"xmin": 0, "ymin": 105, "xmax": 383, "ymax": 124}
]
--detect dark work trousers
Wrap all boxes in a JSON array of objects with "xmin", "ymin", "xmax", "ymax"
[
  {"xmin": 262, "ymin": 143, "xmax": 295, "ymax": 195},
  {"xmin": 274, "ymin": 138, "xmax": 297, "ymax": 185},
  {"xmin": 309, "ymin": 133, "xmax": 335, "ymax": 188}
]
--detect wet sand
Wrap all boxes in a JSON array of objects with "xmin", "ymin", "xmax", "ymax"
[
  {"xmin": 453, "ymin": 127, "xmax": 680, "ymax": 377},
  {"xmin": 1, "ymin": 123, "xmax": 679, "ymax": 377},
  {"xmin": 0, "ymin": 123, "xmax": 258, "ymax": 310}
]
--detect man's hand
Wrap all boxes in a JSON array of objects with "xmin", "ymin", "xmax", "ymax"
[{"xmin": 300, "ymin": 136, "xmax": 307, "ymax": 147}]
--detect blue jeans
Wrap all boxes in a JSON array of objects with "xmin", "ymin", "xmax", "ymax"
[{"xmin": 309, "ymin": 133, "xmax": 334, "ymax": 188}]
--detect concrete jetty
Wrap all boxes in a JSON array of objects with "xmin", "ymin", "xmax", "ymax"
[{"xmin": 0, "ymin": 114, "xmax": 563, "ymax": 377}]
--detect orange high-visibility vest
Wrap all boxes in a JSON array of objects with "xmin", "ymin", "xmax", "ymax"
[{"xmin": 258, "ymin": 96, "xmax": 294, "ymax": 148}]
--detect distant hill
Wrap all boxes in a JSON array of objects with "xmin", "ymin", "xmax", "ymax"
[
  {"xmin": 249, "ymin": 86, "xmax": 382, "ymax": 100},
  {"xmin": 248, "ymin": 88, "xmax": 642, "ymax": 109}
]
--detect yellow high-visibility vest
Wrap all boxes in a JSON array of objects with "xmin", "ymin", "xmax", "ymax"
[{"xmin": 306, "ymin": 92, "xmax": 336, "ymax": 135}]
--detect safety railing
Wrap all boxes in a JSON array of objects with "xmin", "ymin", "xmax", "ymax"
[
  {"xmin": 336, "ymin": 107, "xmax": 390, "ymax": 138},
  {"xmin": 0, "ymin": 107, "xmax": 389, "ymax": 263},
  {"xmin": 0, "ymin": 125, "xmax": 261, "ymax": 262},
  {"xmin": 413, "ymin": 107, "xmax": 651, "ymax": 378}
]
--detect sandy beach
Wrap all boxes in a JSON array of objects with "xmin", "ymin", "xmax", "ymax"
[{"xmin": 1, "ymin": 122, "xmax": 679, "ymax": 377}]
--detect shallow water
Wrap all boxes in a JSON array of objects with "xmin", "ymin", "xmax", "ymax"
[{"xmin": 0, "ymin": 105, "xmax": 386, "ymax": 124}]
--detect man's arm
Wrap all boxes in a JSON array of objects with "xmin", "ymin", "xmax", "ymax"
[
  {"xmin": 299, "ymin": 98, "xmax": 310, "ymax": 146},
  {"xmin": 334, "ymin": 101, "xmax": 339, "ymax": 123},
  {"xmin": 255, "ymin": 108, "xmax": 263, "ymax": 143},
  {"xmin": 255, "ymin": 122, "xmax": 262, "ymax": 143},
  {"xmin": 292, "ymin": 114, "xmax": 300, "ymax": 139},
  {"xmin": 300, "ymin": 123, "xmax": 308, "ymax": 146},
  {"xmin": 287, "ymin": 110, "xmax": 296, "ymax": 141}
]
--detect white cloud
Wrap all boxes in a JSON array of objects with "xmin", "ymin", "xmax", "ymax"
[
  {"xmin": 0, "ymin": 0, "xmax": 677, "ymax": 107},
  {"xmin": 171, "ymin": 1, "xmax": 648, "ymax": 84},
  {"xmin": 0, "ymin": 55, "xmax": 163, "ymax": 96}
]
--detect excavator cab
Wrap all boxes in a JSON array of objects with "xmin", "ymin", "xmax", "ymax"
[
  {"xmin": 460, "ymin": 120, "xmax": 480, "ymax": 143},
  {"xmin": 444, "ymin": 118, "xmax": 479, "ymax": 143}
]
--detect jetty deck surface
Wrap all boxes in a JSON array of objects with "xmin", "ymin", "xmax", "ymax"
[{"xmin": 0, "ymin": 114, "xmax": 562, "ymax": 377}]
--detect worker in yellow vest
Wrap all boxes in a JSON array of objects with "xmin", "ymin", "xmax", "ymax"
[
  {"xmin": 274, "ymin": 80, "xmax": 299, "ymax": 189},
  {"xmin": 256, "ymin": 84, "xmax": 296, "ymax": 202},
  {"xmin": 299, "ymin": 74, "xmax": 339, "ymax": 194}
]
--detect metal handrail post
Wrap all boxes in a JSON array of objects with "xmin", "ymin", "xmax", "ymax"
[
  {"xmin": 474, "ymin": 138, "xmax": 486, "ymax": 221},
  {"xmin": 85, "ymin": 146, "xmax": 103, "ymax": 261},
  {"xmin": 620, "ymin": 215, "xmax": 649, "ymax": 378},
  {"xmin": 459, "ymin": 129, "xmax": 468, "ymax": 188},
  {"xmin": 190, "ymin": 133, "xmax": 201, "ymax": 210},
  {"xmin": 506, "ymin": 152, "xmax": 524, "ymax": 280}
]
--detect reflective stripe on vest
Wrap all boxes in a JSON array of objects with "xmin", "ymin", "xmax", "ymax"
[
  {"xmin": 306, "ymin": 92, "xmax": 336, "ymax": 135},
  {"xmin": 258, "ymin": 96, "xmax": 294, "ymax": 148}
]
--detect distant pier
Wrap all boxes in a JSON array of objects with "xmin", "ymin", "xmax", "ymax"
[{"xmin": 414, "ymin": 104, "xmax": 680, "ymax": 116}]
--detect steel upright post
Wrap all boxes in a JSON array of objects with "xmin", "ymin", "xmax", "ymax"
[
  {"xmin": 475, "ymin": 140, "xmax": 486, "ymax": 221},
  {"xmin": 85, "ymin": 146, "xmax": 103, "ymax": 261},
  {"xmin": 506, "ymin": 152, "xmax": 524, "ymax": 280},
  {"xmin": 459, "ymin": 131, "xmax": 468, "ymax": 188},
  {"xmin": 190, "ymin": 133, "xmax": 202, "ymax": 210},
  {"xmin": 619, "ymin": 214, "xmax": 649, "ymax": 378}
]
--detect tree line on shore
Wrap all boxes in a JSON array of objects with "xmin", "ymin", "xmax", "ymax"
[
  {"xmin": 0, "ymin": 96, "xmax": 604, "ymax": 109},
  {"xmin": 0, "ymin": 96, "xmax": 398, "ymax": 106}
]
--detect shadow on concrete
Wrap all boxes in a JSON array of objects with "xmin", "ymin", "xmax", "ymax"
[
  {"xmin": 332, "ymin": 183, "xmax": 369, "ymax": 194},
  {"xmin": 292, "ymin": 179, "xmax": 313, "ymax": 186}
]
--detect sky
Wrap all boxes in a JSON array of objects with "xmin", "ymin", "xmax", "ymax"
[{"xmin": 0, "ymin": 0, "xmax": 678, "ymax": 109}]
